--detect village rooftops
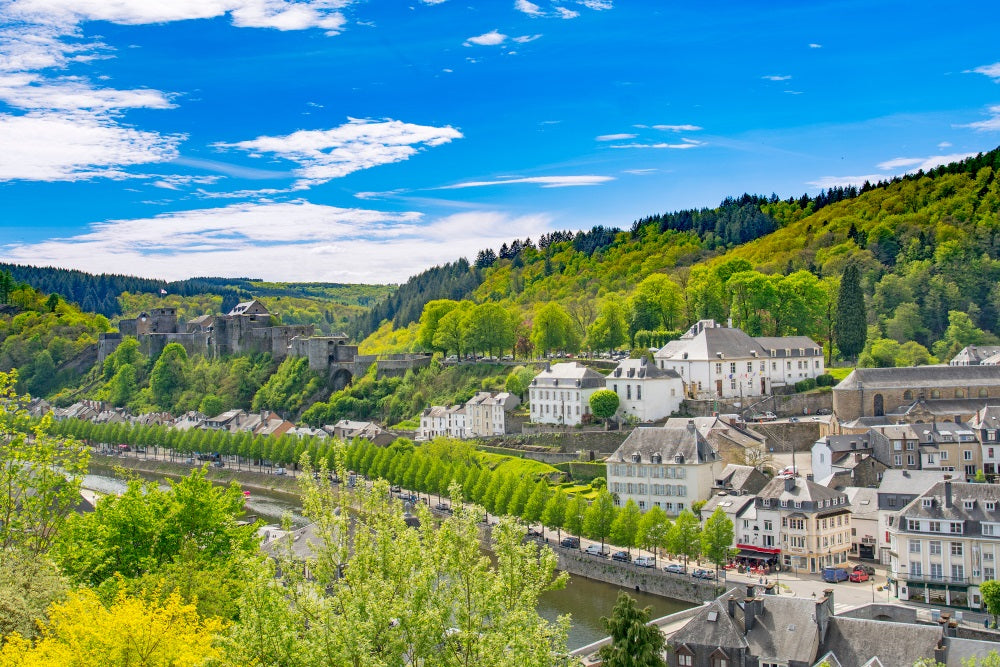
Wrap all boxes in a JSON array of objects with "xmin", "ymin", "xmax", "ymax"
[
  {"xmin": 714, "ymin": 463, "xmax": 769, "ymax": 495},
  {"xmin": 530, "ymin": 362, "xmax": 605, "ymax": 388},
  {"xmin": 656, "ymin": 323, "xmax": 767, "ymax": 361},
  {"xmin": 950, "ymin": 345, "xmax": 1000, "ymax": 366},
  {"xmin": 752, "ymin": 336, "xmax": 823, "ymax": 356},
  {"xmin": 757, "ymin": 476, "xmax": 849, "ymax": 512},
  {"xmin": 899, "ymin": 480, "xmax": 1000, "ymax": 523},
  {"xmin": 608, "ymin": 356, "xmax": 679, "ymax": 380},
  {"xmin": 609, "ymin": 421, "xmax": 720, "ymax": 465},
  {"xmin": 227, "ymin": 299, "xmax": 269, "ymax": 316},
  {"xmin": 877, "ymin": 469, "xmax": 950, "ymax": 496}
]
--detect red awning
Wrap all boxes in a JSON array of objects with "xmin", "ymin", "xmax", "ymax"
[{"xmin": 736, "ymin": 544, "xmax": 781, "ymax": 555}]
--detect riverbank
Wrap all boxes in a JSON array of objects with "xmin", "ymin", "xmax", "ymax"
[{"xmin": 89, "ymin": 453, "xmax": 704, "ymax": 605}]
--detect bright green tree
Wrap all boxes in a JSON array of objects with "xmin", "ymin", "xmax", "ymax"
[
  {"xmin": 667, "ymin": 509, "xmax": 702, "ymax": 571},
  {"xmin": 587, "ymin": 300, "xmax": 628, "ymax": 352},
  {"xmin": 521, "ymin": 480, "xmax": 550, "ymax": 531},
  {"xmin": 149, "ymin": 343, "xmax": 189, "ymax": 409},
  {"xmin": 637, "ymin": 505, "xmax": 671, "ymax": 566},
  {"xmin": 583, "ymin": 489, "xmax": 617, "ymax": 549},
  {"xmin": 982, "ymin": 579, "xmax": 1000, "ymax": 628},
  {"xmin": 589, "ymin": 389, "xmax": 620, "ymax": 423},
  {"xmin": 543, "ymin": 491, "xmax": 568, "ymax": 541},
  {"xmin": 531, "ymin": 302, "xmax": 581, "ymax": 355},
  {"xmin": 610, "ymin": 498, "xmax": 641, "ymax": 555},
  {"xmin": 701, "ymin": 507, "xmax": 736, "ymax": 578},
  {"xmin": 465, "ymin": 302, "xmax": 516, "ymax": 358},
  {"xmin": 417, "ymin": 299, "xmax": 460, "ymax": 351},
  {"xmin": 563, "ymin": 495, "xmax": 586, "ymax": 539}
]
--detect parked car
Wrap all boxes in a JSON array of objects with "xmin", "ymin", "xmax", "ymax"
[
  {"xmin": 213, "ymin": 460, "xmax": 224, "ymax": 468},
  {"xmin": 691, "ymin": 568, "xmax": 716, "ymax": 580},
  {"xmin": 526, "ymin": 527, "xmax": 542, "ymax": 537},
  {"xmin": 822, "ymin": 567, "xmax": 849, "ymax": 583},
  {"xmin": 849, "ymin": 570, "xmax": 869, "ymax": 583},
  {"xmin": 816, "ymin": 408, "xmax": 832, "ymax": 415},
  {"xmin": 434, "ymin": 502, "xmax": 451, "ymax": 512},
  {"xmin": 611, "ymin": 551, "xmax": 631, "ymax": 563},
  {"xmin": 585, "ymin": 544, "xmax": 610, "ymax": 557},
  {"xmin": 274, "ymin": 467, "xmax": 287, "ymax": 476},
  {"xmin": 853, "ymin": 564, "xmax": 876, "ymax": 576},
  {"xmin": 663, "ymin": 563, "xmax": 685, "ymax": 574},
  {"xmin": 390, "ymin": 485, "xmax": 401, "ymax": 493},
  {"xmin": 635, "ymin": 555, "xmax": 656, "ymax": 568},
  {"xmin": 560, "ymin": 536, "xmax": 580, "ymax": 548}
]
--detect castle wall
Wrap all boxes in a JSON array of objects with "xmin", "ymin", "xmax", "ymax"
[{"xmin": 97, "ymin": 333, "xmax": 122, "ymax": 364}]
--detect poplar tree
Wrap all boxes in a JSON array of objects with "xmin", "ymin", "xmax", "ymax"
[
  {"xmin": 598, "ymin": 592, "xmax": 667, "ymax": 667},
  {"xmin": 835, "ymin": 262, "xmax": 866, "ymax": 361}
]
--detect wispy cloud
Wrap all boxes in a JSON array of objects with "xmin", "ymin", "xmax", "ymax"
[
  {"xmin": 514, "ymin": 0, "xmax": 543, "ymax": 16},
  {"xmin": 610, "ymin": 138, "xmax": 703, "ymax": 150},
  {"xmin": 784, "ymin": 90, "xmax": 803, "ymax": 95},
  {"xmin": 808, "ymin": 43, "xmax": 822, "ymax": 48},
  {"xmin": 555, "ymin": 6, "xmax": 579, "ymax": 18},
  {"xmin": 806, "ymin": 175, "xmax": 881, "ymax": 189},
  {"xmin": 152, "ymin": 174, "xmax": 223, "ymax": 190},
  {"xmin": 596, "ymin": 133, "xmax": 637, "ymax": 141},
  {"xmin": 623, "ymin": 168, "xmax": 657, "ymax": 175},
  {"xmin": 969, "ymin": 62, "xmax": 1000, "ymax": 82},
  {"xmin": 0, "ymin": 111, "xmax": 182, "ymax": 182},
  {"xmin": 956, "ymin": 105, "xmax": 1000, "ymax": 132},
  {"xmin": 651, "ymin": 124, "xmax": 703, "ymax": 132},
  {"xmin": 213, "ymin": 118, "xmax": 462, "ymax": 189},
  {"xmin": 937, "ymin": 141, "xmax": 952, "ymax": 149},
  {"xmin": 0, "ymin": 201, "xmax": 555, "ymax": 282},
  {"xmin": 438, "ymin": 175, "xmax": 613, "ymax": 189},
  {"xmin": 762, "ymin": 75, "xmax": 791, "ymax": 81},
  {"xmin": 809, "ymin": 151, "xmax": 977, "ymax": 190},
  {"xmin": 578, "ymin": 0, "xmax": 613, "ymax": 9},
  {"xmin": 513, "ymin": 34, "xmax": 543, "ymax": 43},
  {"xmin": 464, "ymin": 30, "xmax": 507, "ymax": 47},
  {"xmin": 0, "ymin": 73, "xmax": 173, "ymax": 111}
]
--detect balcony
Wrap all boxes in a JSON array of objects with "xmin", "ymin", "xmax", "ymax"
[{"xmin": 898, "ymin": 573, "xmax": 969, "ymax": 586}]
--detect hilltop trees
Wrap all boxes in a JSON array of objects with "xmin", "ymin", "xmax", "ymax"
[{"xmin": 531, "ymin": 302, "xmax": 581, "ymax": 355}]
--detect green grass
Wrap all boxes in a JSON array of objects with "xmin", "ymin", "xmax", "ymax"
[
  {"xmin": 827, "ymin": 367, "xmax": 855, "ymax": 381},
  {"xmin": 476, "ymin": 451, "xmax": 559, "ymax": 478}
]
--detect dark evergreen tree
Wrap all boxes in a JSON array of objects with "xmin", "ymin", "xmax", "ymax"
[
  {"xmin": 835, "ymin": 262, "xmax": 867, "ymax": 361},
  {"xmin": 598, "ymin": 592, "xmax": 667, "ymax": 667}
]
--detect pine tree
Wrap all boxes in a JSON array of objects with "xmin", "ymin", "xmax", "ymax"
[
  {"xmin": 835, "ymin": 262, "xmax": 866, "ymax": 361},
  {"xmin": 598, "ymin": 592, "xmax": 667, "ymax": 667}
]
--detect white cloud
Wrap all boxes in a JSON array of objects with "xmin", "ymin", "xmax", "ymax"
[
  {"xmin": 464, "ymin": 30, "xmax": 507, "ymax": 47},
  {"xmin": 513, "ymin": 34, "xmax": 542, "ymax": 43},
  {"xmin": 937, "ymin": 141, "xmax": 952, "ymax": 149},
  {"xmin": 514, "ymin": 0, "xmax": 543, "ymax": 16},
  {"xmin": 438, "ymin": 175, "xmax": 613, "ymax": 189},
  {"xmin": 762, "ymin": 75, "xmax": 791, "ymax": 81},
  {"xmin": 596, "ymin": 133, "xmax": 637, "ymax": 141},
  {"xmin": 421, "ymin": 0, "xmax": 448, "ymax": 4},
  {"xmin": 555, "ymin": 6, "xmax": 579, "ymax": 18},
  {"xmin": 152, "ymin": 174, "xmax": 224, "ymax": 190},
  {"xmin": 578, "ymin": 0, "xmax": 612, "ymax": 9},
  {"xmin": 878, "ymin": 152, "xmax": 977, "ymax": 172},
  {"xmin": 808, "ymin": 43, "xmax": 822, "ymax": 48},
  {"xmin": 0, "ymin": 201, "xmax": 554, "ymax": 282},
  {"xmin": 610, "ymin": 138, "xmax": 703, "ymax": 150},
  {"xmin": 806, "ymin": 175, "xmax": 883, "ymax": 189},
  {"xmin": 784, "ymin": 90, "xmax": 803, "ymax": 95},
  {"xmin": 0, "ymin": 73, "xmax": 173, "ymax": 111},
  {"xmin": 651, "ymin": 124, "xmax": 702, "ymax": 132},
  {"xmin": 0, "ymin": 111, "xmax": 182, "ymax": 181},
  {"xmin": 623, "ymin": 168, "xmax": 656, "ymax": 175},
  {"xmin": 971, "ymin": 62, "xmax": 1000, "ymax": 82},
  {"xmin": 213, "ymin": 117, "xmax": 463, "ymax": 188},
  {"xmin": 957, "ymin": 105, "xmax": 1000, "ymax": 132}
]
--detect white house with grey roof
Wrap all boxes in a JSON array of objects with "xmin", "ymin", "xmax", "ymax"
[
  {"xmin": 968, "ymin": 405, "xmax": 1000, "ymax": 479},
  {"xmin": 605, "ymin": 356, "xmax": 683, "ymax": 422},
  {"xmin": 888, "ymin": 480, "xmax": 1000, "ymax": 610},
  {"xmin": 949, "ymin": 345, "xmax": 1000, "ymax": 366},
  {"xmin": 606, "ymin": 421, "xmax": 724, "ymax": 514},
  {"xmin": 528, "ymin": 362, "xmax": 605, "ymax": 425},
  {"xmin": 653, "ymin": 319, "xmax": 824, "ymax": 400}
]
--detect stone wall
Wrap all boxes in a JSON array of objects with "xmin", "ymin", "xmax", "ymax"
[
  {"xmin": 749, "ymin": 421, "xmax": 824, "ymax": 453},
  {"xmin": 683, "ymin": 391, "xmax": 832, "ymax": 419},
  {"xmin": 478, "ymin": 431, "xmax": 631, "ymax": 455},
  {"xmin": 552, "ymin": 545, "xmax": 722, "ymax": 604}
]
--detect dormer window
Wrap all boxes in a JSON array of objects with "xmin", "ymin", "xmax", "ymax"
[
  {"xmin": 652, "ymin": 453, "xmax": 662, "ymax": 464},
  {"xmin": 922, "ymin": 498, "xmax": 933, "ymax": 508},
  {"xmin": 964, "ymin": 500, "xmax": 975, "ymax": 510},
  {"xmin": 631, "ymin": 453, "xmax": 641, "ymax": 463},
  {"xmin": 986, "ymin": 501, "xmax": 996, "ymax": 511}
]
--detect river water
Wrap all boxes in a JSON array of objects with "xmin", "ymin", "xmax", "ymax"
[{"xmin": 82, "ymin": 469, "xmax": 690, "ymax": 650}]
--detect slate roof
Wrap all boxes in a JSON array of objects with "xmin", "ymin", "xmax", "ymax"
[
  {"xmin": 669, "ymin": 600, "xmax": 746, "ymax": 650},
  {"xmin": 889, "ymin": 398, "xmax": 990, "ymax": 417},
  {"xmin": 657, "ymin": 325, "xmax": 767, "ymax": 361},
  {"xmin": 741, "ymin": 596, "xmax": 821, "ymax": 664},
  {"xmin": 844, "ymin": 487, "xmax": 879, "ymax": 522},
  {"xmin": 835, "ymin": 365, "xmax": 1000, "ymax": 391},
  {"xmin": 753, "ymin": 336, "xmax": 823, "ymax": 357},
  {"xmin": 609, "ymin": 422, "xmax": 720, "ymax": 464},
  {"xmin": 758, "ymin": 476, "xmax": 849, "ymax": 508},
  {"xmin": 825, "ymin": 432, "xmax": 875, "ymax": 453},
  {"xmin": 701, "ymin": 493, "xmax": 756, "ymax": 520},
  {"xmin": 608, "ymin": 356, "xmax": 681, "ymax": 381},
  {"xmin": 663, "ymin": 416, "xmax": 766, "ymax": 450},
  {"xmin": 876, "ymin": 469, "xmax": 949, "ymax": 496},
  {"xmin": 949, "ymin": 345, "xmax": 1000, "ymax": 366},
  {"xmin": 531, "ymin": 362, "xmax": 606, "ymax": 388},
  {"xmin": 969, "ymin": 405, "xmax": 1000, "ymax": 430},
  {"xmin": 228, "ymin": 299, "xmax": 269, "ymax": 316},
  {"xmin": 900, "ymin": 481, "xmax": 1000, "ymax": 523},
  {"xmin": 715, "ymin": 464, "xmax": 769, "ymax": 495},
  {"xmin": 817, "ymin": 616, "xmax": 942, "ymax": 667}
]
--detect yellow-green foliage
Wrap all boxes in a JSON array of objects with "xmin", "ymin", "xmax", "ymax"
[
  {"xmin": 359, "ymin": 320, "xmax": 420, "ymax": 354},
  {"xmin": 476, "ymin": 450, "xmax": 559, "ymax": 478},
  {"xmin": 117, "ymin": 292, "xmax": 223, "ymax": 324}
]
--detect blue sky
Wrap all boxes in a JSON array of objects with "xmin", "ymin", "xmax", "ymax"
[{"xmin": 1, "ymin": 0, "xmax": 998, "ymax": 283}]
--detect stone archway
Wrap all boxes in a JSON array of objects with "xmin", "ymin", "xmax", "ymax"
[
  {"xmin": 331, "ymin": 368, "xmax": 353, "ymax": 391},
  {"xmin": 873, "ymin": 393, "xmax": 884, "ymax": 417}
]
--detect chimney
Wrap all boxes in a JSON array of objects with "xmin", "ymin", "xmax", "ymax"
[
  {"xmin": 784, "ymin": 476, "xmax": 796, "ymax": 492},
  {"xmin": 746, "ymin": 584, "xmax": 756, "ymax": 598},
  {"xmin": 728, "ymin": 596, "xmax": 737, "ymax": 619},
  {"xmin": 934, "ymin": 642, "xmax": 947, "ymax": 665},
  {"xmin": 806, "ymin": 473, "xmax": 815, "ymax": 482},
  {"xmin": 744, "ymin": 597, "xmax": 757, "ymax": 632},
  {"xmin": 945, "ymin": 481, "xmax": 953, "ymax": 508},
  {"xmin": 687, "ymin": 419, "xmax": 697, "ymax": 432},
  {"xmin": 946, "ymin": 620, "xmax": 958, "ymax": 638},
  {"xmin": 824, "ymin": 588, "xmax": 834, "ymax": 609}
]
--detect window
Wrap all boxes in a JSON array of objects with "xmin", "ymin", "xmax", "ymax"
[
  {"xmin": 950, "ymin": 522, "xmax": 963, "ymax": 534},
  {"xmin": 964, "ymin": 450, "xmax": 973, "ymax": 461},
  {"xmin": 930, "ymin": 563, "xmax": 943, "ymax": 580},
  {"xmin": 922, "ymin": 498, "xmax": 933, "ymax": 508},
  {"xmin": 908, "ymin": 455, "xmax": 915, "ymax": 466},
  {"xmin": 715, "ymin": 363, "xmax": 722, "ymax": 374},
  {"xmin": 941, "ymin": 451, "xmax": 949, "ymax": 461},
  {"xmin": 626, "ymin": 385, "xmax": 632, "ymax": 400},
  {"xmin": 952, "ymin": 564, "xmax": 965, "ymax": 580},
  {"xmin": 895, "ymin": 455, "xmax": 903, "ymax": 466},
  {"xmin": 764, "ymin": 520, "xmax": 773, "ymax": 531},
  {"xmin": 930, "ymin": 541, "xmax": 942, "ymax": 555},
  {"xmin": 906, "ymin": 441, "xmax": 915, "ymax": 451},
  {"xmin": 929, "ymin": 521, "xmax": 941, "ymax": 532},
  {"xmin": 964, "ymin": 500, "xmax": 975, "ymax": 510},
  {"xmin": 907, "ymin": 519, "xmax": 920, "ymax": 531},
  {"xmin": 909, "ymin": 540, "xmax": 922, "ymax": 554},
  {"xmin": 713, "ymin": 658, "xmax": 729, "ymax": 667},
  {"xmin": 910, "ymin": 561, "xmax": 922, "ymax": 576},
  {"xmin": 893, "ymin": 440, "xmax": 902, "ymax": 451},
  {"xmin": 987, "ymin": 501, "xmax": 997, "ymax": 511},
  {"xmin": 931, "ymin": 389, "xmax": 941, "ymax": 399},
  {"xmin": 980, "ymin": 388, "xmax": 990, "ymax": 398},
  {"xmin": 729, "ymin": 362, "xmax": 736, "ymax": 374},
  {"xmin": 986, "ymin": 567, "xmax": 996, "ymax": 581},
  {"xmin": 928, "ymin": 455, "xmax": 936, "ymax": 464},
  {"xmin": 678, "ymin": 655, "xmax": 692, "ymax": 667},
  {"xmin": 637, "ymin": 385, "xmax": 641, "ymax": 400},
  {"xmin": 951, "ymin": 543, "xmax": 964, "ymax": 556}
]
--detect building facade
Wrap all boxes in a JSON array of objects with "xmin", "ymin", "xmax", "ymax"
[
  {"xmin": 528, "ymin": 362, "xmax": 606, "ymax": 425},
  {"xmin": 464, "ymin": 391, "xmax": 519, "ymax": 437},
  {"xmin": 605, "ymin": 356, "xmax": 683, "ymax": 422}
]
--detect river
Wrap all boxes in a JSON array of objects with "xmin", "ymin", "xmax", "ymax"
[{"xmin": 82, "ymin": 469, "xmax": 690, "ymax": 650}]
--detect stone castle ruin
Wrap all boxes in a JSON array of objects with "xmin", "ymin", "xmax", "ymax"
[{"xmin": 98, "ymin": 299, "xmax": 429, "ymax": 389}]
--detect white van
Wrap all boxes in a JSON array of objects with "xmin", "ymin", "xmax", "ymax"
[{"xmin": 584, "ymin": 544, "xmax": 610, "ymax": 558}]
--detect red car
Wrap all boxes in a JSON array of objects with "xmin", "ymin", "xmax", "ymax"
[{"xmin": 849, "ymin": 570, "xmax": 869, "ymax": 583}]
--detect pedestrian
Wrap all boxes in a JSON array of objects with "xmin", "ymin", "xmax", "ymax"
[{"xmin": 759, "ymin": 577, "xmax": 763, "ymax": 584}]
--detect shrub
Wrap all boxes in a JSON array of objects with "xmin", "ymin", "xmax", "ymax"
[
  {"xmin": 815, "ymin": 373, "xmax": 835, "ymax": 387},
  {"xmin": 795, "ymin": 378, "xmax": 817, "ymax": 392}
]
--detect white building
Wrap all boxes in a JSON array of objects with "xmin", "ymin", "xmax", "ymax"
[
  {"xmin": 528, "ymin": 362, "xmax": 606, "ymax": 425},
  {"xmin": 889, "ymin": 480, "xmax": 1000, "ymax": 610},
  {"xmin": 464, "ymin": 391, "xmax": 519, "ymax": 437},
  {"xmin": 605, "ymin": 357, "xmax": 683, "ymax": 422},
  {"xmin": 844, "ymin": 486, "xmax": 879, "ymax": 561},
  {"xmin": 653, "ymin": 319, "xmax": 825, "ymax": 400},
  {"xmin": 876, "ymin": 469, "xmax": 949, "ymax": 565},
  {"xmin": 606, "ymin": 421, "xmax": 724, "ymax": 515},
  {"xmin": 417, "ymin": 405, "xmax": 466, "ymax": 440}
]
